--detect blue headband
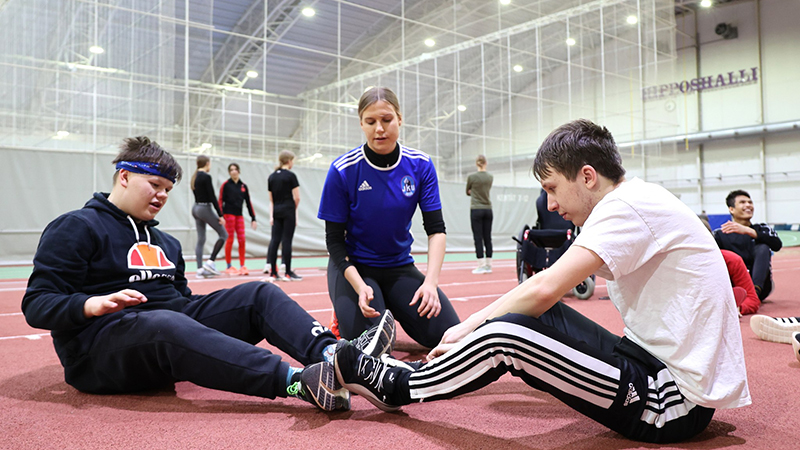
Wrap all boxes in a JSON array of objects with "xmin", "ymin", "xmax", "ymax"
[{"xmin": 116, "ymin": 161, "xmax": 176, "ymax": 183}]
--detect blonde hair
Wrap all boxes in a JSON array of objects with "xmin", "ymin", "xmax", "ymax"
[
  {"xmin": 276, "ymin": 150, "xmax": 295, "ymax": 170},
  {"xmin": 358, "ymin": 87, "xmax": 401, "ymax": 119}
]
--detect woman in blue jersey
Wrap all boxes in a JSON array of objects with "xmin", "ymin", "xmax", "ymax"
[{"xmin": 318, "ymin": 87, "xmax": 460, "ymax": 348}]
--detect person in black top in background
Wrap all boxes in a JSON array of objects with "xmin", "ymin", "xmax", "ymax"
[
  {"xmin": 219, "ymin": 163, "xmax": 257, "ymax": 275},
  {"xmin": 191, "ymin": 155, "xmax": 227, "ymax": 278},
  {"xmin": 714, "ymin": 189, "xmax": 782, "ymax": 300},
  {"xmin": 265, "ymin": 150, "xmax": 302, "ymax": 281}
]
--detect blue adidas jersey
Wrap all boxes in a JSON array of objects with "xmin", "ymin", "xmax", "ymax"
[{"xmin": 318, "ymin": 144, "xmax": 442, "ymax": 267}]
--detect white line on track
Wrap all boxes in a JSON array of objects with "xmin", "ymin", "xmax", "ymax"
[{"xmin": 0, "ymin": 332, "xmax": 49, "ymax": 341}]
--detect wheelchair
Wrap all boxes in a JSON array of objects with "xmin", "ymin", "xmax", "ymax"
[{"xmin": 512, "ymin": 190, "xmax": 595, "ymax": 300}]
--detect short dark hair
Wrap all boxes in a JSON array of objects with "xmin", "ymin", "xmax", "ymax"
[
  {"xmin": 726, "ymin": 189, "xmax": 750, "ymax": 208},
  {"xmin": 112, "ymin": 136, "xmax": 182, "ymax": 182},
  {"xmin": 532, "ymin": 119, "xmax": 625, "ymax": 184}
]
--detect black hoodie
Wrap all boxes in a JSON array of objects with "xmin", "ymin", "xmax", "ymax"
[{"xmin": 22, "ymin": 193, "xmax": 192, "ymax": 366}]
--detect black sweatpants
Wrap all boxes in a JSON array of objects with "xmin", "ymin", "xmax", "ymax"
[
  {"xmin": 64, "ymin": 282, "xmax": 337, "ymax": 399},
  {"xmin": 392, "ymin": 302, "xmax": 715, "ymax": 443},
  {"xmin": 267, "ymin": 211, "xmax": 296, "ymax": 273},
  {"xmin": 327, "ymin": 260, "xmax": 460, "ymax": 348},
  {"xmin": 747, "ymin": 243, "xmax": 773, "ymax": 300},
  {"xmin": 470, "ymin": 208, "xmax": 493, "ymax": 259}
]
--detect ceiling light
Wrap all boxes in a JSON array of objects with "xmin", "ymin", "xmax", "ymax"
[
  {"xmin": 301, "ymin": 7, "xmax": 315, "ymax": 17},
  {"xmin": 55, "ymin": 130, "xmax": 70, "ymax": 139},
  {"xmin": 89, "ymin": 45, "xmax": 104, "ymax": 54},
  {"xmin": 457, "ymin": 105, "xmax": 467, "ymax": 112},
  {"xmin": 201, "ymin": 143, "xmax": 212, "ymax": 149},
  {"xmin": 246, "ymin": 70, "xmax": 258, "ymax": 78},
  {"xmin": 500, "ymin": 0, "xmax": 511, "ymax": 5},
  {"xmin": 700, "ymin": 0, "xmax": 712, "ymax": 7},
  {"xmin": 424, "ymin": 38, "xmax": 436, "ymax": 47},
  {"xmin": 566, "ymin": 37, "xmax": 576, "ymax": 46},
  {"xmin": 627, "ymin": 15, "xmax": 638, "ymax": 25},
  {"xmin": 513, "ymin": 64, "xmax": 523, "ymax": 72}
]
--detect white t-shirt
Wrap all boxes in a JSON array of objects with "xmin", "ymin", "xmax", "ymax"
[{"xmin": 574, "ymin": 178, "xmax": 751, "ymax": 410}]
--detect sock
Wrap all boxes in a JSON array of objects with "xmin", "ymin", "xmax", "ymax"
[
  {"xmin": 485, "ymin": 257, "xmax": 492, "ymax": 268},
  {"xmin": 323, "ymin": 344, "xmax": 336, "ymax": 364},
  {"xmin": 286, "ymin": 366, "xmax": 302, "ymax": 389},
  {"xmin": 476, "ymin": 258, "xmax": 484, "ymax": 268}
]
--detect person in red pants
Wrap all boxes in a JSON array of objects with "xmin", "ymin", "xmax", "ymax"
[
  {"xmin": 721, "ymin": 249, "xmax": 760, "ymax": 315},
  {"xmin": 219, "ymin": 163, "xmax": 257, "ymax": 275}
]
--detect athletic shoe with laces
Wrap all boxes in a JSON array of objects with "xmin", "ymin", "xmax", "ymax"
[
  {"xmin": 793, "ymin": 332, "xmax": 800, "ymax": 363},
  {"xmin": 202, "ymin": 260, "xmax": 221, "ymax": 276},
  {"xmin": 239, "ymin": 266, "xmax": 249, "ymax": 276},
  {"xmin": 262, "ymin": 264, "xmax": 271, "ymax": 274},
  {"xmin": 333, "ymin": 341, "xmax": 402, "ymax": 412},
  {"xmin": 287, "ymin": 361, "xmax": 350, "ymax": 411},
  {"xmin": 283, "ymin": 271, "xmax": 303, "ymax": 281},
  {"xmin": 224, "ymin": 266, "xmax": 239, "ymax": 276},
  {"xmin": 195, "ymin": 267, "xmax": 212, "ymax": 279},
  {"xmin": 350, "ymin": 309, "xmax": 396, "ymax": 358},
  {"xmin": 750, "ymin": 315, "xmax": 800, "ymax": 344},
  {"xmin": 472, "ymin": 265, "xmax": 489, "ymax": 274}
]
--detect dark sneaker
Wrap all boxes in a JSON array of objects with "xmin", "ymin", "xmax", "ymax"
[
  {"xmin": 750, "ymin": 315, "xmax": 800, "ymax": 343},
  {"xmin": 793, "ymin": 332, "xmax": 800, "ymax": 363},
  {"xmin": 333, "ymin": 341, "xmax": 401, "ymax": 412},
  {"xmin": 284, "ymin": 271, "xmax": 303, "ymax": 281},
  {"xmin": 351, "ymin": 310, "xmax": 396, "ymax": 358},
  {"xmin": 287, "ymin": 361, "xmax": 350, "ymax": 411}
]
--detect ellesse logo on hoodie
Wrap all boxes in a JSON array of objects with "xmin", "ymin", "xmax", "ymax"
[{"xmin": 127, "ymin": 243, "xmax": 176, "ymax": 282}]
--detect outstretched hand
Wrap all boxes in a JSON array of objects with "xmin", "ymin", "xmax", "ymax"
[
  {"xmin": 84, "ymin": 289, "xmax": 147, "ymax": 318},
  {"xmin": 425, "ymin": 320, "xmax": 477, "ymax": 361}
]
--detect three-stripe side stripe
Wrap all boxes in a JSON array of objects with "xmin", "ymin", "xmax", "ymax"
[
  {"xmin": 640, "ymin": 369, "xmax": 696, "ymax": 428},
  {"xmin": 401, "ymin": 146, "xmax": 430, "ymax": 161},
  {"xmin": 334, "ymin": 147, "xmax": 365, "ymax": 171},
  {"xmin": 408, "ymin": 322, "xmax": 621, "ymax": 409}
]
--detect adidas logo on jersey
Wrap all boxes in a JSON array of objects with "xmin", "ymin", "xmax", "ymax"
[
  {"xmin": 623, "ymin": 382, "xmax": 640, "ymax": 406},
  {"xmin": 358, "ymin": 180, "xmax": 372, "ymax": 191}
]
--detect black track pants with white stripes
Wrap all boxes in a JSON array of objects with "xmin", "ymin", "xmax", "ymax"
[{"xmin": 394, "ymin": 302, "xmax": 715, "ymax": 443}]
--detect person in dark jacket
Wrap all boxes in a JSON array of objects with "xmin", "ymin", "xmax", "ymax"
[
  {"xmin": 191, "ymin": 155, "xmax": 227, "ymax": 278},
  {"xmin": 21, "ymin": 136, "xmax": 396, "ymax": 411},
  {"xmin": 265, "ymin": 150, "xmax": 302, "ymax": 281},
  {"xmin": 714, "ymin": 189, "xmax": 782, "ymax": 300},
  {"xmin": 219, "ymin": 163, "xmax": 257, "ymax": 275}
]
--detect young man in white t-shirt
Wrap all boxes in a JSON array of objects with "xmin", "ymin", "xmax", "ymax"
[{"xmin": 332, "ymin": 119, "xmax": 751, "ymax": 443}]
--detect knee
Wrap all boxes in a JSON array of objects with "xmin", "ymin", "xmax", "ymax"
[{"xmin": 754, "ymin": 244, "xmax": 771, "ymax": 258}]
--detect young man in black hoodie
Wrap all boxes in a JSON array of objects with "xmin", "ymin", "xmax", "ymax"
[{"xmin": 22, "ymin": 136, "xmax": 395, "ymax": 411}]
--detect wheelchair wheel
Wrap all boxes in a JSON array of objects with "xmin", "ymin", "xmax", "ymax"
[
  {"xmin": 519, "ymin": 264, "xmax": 530, "ymax": 283},
  {"xmin": 572, "ymin": 276, "xmax": 595, "ymax": 300}
]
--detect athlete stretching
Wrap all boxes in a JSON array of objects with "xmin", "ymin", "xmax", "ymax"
[
  {"xmin": 334, "ymin": 119, "xmax": 751, "ymax": 443},
  {"xmin": 22, "ymin": 136, "xmax": 395, "ymax": 411}
]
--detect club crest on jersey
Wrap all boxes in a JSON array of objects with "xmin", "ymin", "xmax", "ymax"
[{"xmin": 400, "ymin": 175, "xmax": 415, "ymax": 197}]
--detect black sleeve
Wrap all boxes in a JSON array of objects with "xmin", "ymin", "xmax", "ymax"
[
  {"xmin": 243, "ymin": 184, "xmax": 256, "ymax": 221},
  {"xmin": 422, "ymin": 208, "xmax": 446, "ymax": 236},
  {"xmin": 325, "ymin": 221, "xmax": 353, "ymax": 274},
  {"xmin": 754, "ymin": 224, "xmax": 782, "ymax": 252},
  {"xmin": 204, "ymin": 174, "xmax": 223, "ymax": 217}
]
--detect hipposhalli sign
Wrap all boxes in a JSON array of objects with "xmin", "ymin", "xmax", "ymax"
[{"xmin": 642, "ymin": 67, "xmax": 759, "ymax": 101}]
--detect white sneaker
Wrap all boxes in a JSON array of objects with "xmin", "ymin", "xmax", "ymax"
[
  {"xmin": 483, "ymin": 264, "xmax": 492, "ymax": 274},
  {"xmin": 202, "ymin": 260, "xmax": 220, "ymax": 276},
  {"xmin": 195, "ymin": 267, "xmax": 211, "ymax": 279},
  {"xmin": 750, "ymin": 315, "xmax": 800, "ymax": 344},
  {"xmin": 472, "ymin": 265, "xmax": 489, "ymax": 274},
  {"xmin": 262, "ymin": 263, "xmax": 271, "ymax": 274},
  {"xmin": 793, "ymin": 332, "xmax": 800, "ymax": 363}
]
